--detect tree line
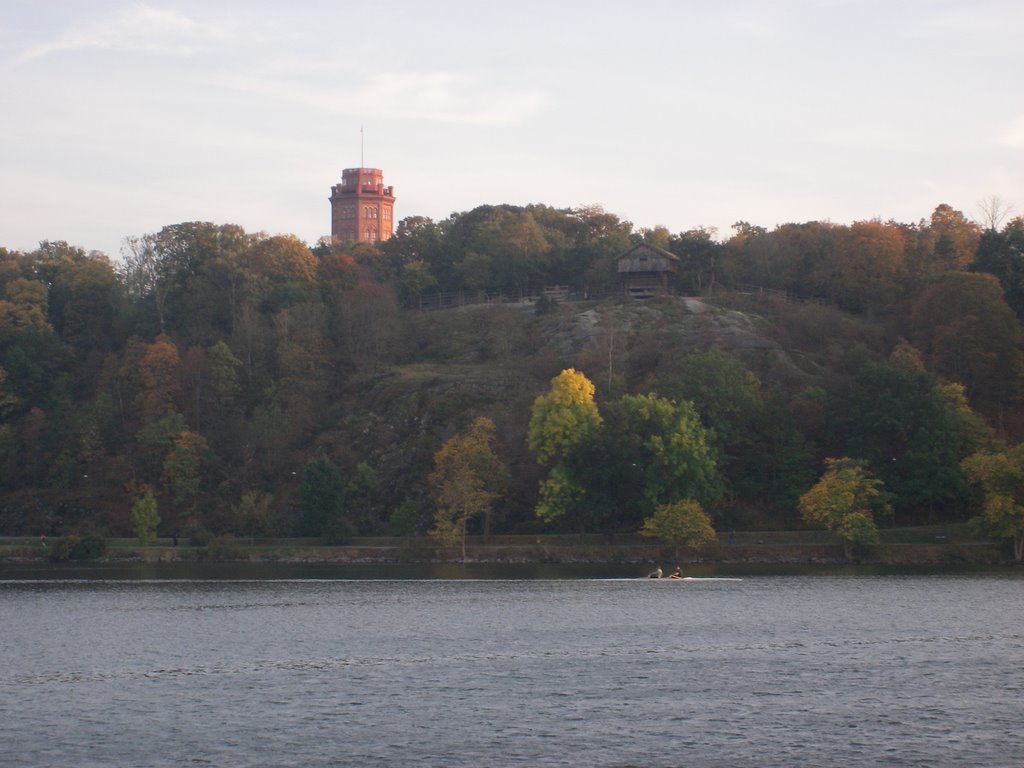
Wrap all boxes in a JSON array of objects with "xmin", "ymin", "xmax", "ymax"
[{"xmin": 2, "ymin": 201, "xmax": 1024, "ymax": 557}]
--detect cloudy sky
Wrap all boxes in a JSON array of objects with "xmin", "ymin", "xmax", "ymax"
[{"xmin": 2, "ymin": 0, "xmax": 1022, "ymax": 258}]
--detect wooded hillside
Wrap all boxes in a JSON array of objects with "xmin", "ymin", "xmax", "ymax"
[{"xmin": 3, "ymin": 202, "xmax": 1023, "ymax": 542}]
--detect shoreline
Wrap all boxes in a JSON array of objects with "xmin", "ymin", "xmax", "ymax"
[{"xmin": 0, "ymin": 528, "xmax": 1014, "ymax": 568}]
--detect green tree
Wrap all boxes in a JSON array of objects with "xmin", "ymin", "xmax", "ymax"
[
  {"xmin": 162, "ymin": 430, "xmax": 208, "ymax": 516},
  {"xmin": 961, "ymin": 447, "xmax": 1024, "ymax": 561},
  {"xmin": 534, "ymin": 464, "xmax": 583, "ymax": 525},
  {"xmin": 799, "ymin": 458, "xmax": 892, "ymax": 558},
  {"xmin": 121, "ymin": 222, "xmax": 252, "ymax": 340},
  {"xmin": 136, "ymin": 411, "xmax": 188, "ymax": 481},
  {"xmin": 379, "ymin": 215, "xmax": 450, "ymax": 287},
  {"xmin": 615, "ymin": 393, "xmax": 720, "ymax": 514},
  {"xmin": 639, "ymin": 499, "xmax": 716, "ymax": 559},
  {"xmin": 46, "ymin": 252, "xmax": 128, "ymax": 355},
  {"xmin": 971, "ymin": 216, "xmax": 1024, "ymax": 320},
  {"xmin": 299, "ymin": 455, "xmax": 346, "ymax": 537},
  {"xmin": 661, "ymin": 349, "xmax": 767, "ymax": 502},
  {"xmin": 131, "ymin": 488, "xmax": 160, "ymax": 545},
  {"xmin": 208, "ymin": 340, "xmax": 242, "ymax": 409},
  {"xmin": 637, "ymin": 225, "xmax": 671, "ymax": 249},
  {"xmin": 397, "ymin": 258, "xmax": 439, "ymax": 306},
  {"xmin": 233, "ymin": 490, "xmax": 273, "ymax": 546},
  {"xmin": 429, "ymin": 416, "xmax": 506, "ymax": 560},
  {"xmin": 475, "ymin": 210, "xmax": 550, "ymax": 292},
  {"xmin": 826, "ymin": 357, "xmax": 990, "ymax": 521},
  {"xmin": 668, "ymin": 227, "xmax": 723, "ymax": 294},
  {"xmin": 347, "ymin": 461, "xmax": 381, "ymax": 534},
  {"xmin": 389, "ymin": 499, "xmax": 422, "ymax": 537}
]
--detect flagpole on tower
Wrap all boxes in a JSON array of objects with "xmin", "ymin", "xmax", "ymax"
[{"xmin": 360, "ymin": 125, "xmax": 364, "ymax": 168}]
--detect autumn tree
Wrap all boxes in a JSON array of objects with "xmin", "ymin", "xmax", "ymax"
[
  {"xmin": 245, "ymin": 234, "xmax": 319, "ymax": 311},
  {"xmin": 0, "ymin": 274, "xmax": 52, "ymax": 344},
  {"xmin": 799, "ymin": 458, "xmax": 892, "ymax": 558},
  {"xmin": 922, "ymin": 203, "xmax": 981, "ymax": 275},
  {"xmin": 333, "ymin": 279, "xmax": 400, "ymax": 369},
  {"xmin": 636, "ymin": 225, "xmax": 671, "ymax": 250},
  {"xmin": 233, "ymin": 490, "xmax": 273, "ymax": 545},
  {"xmin": 909, "ymin": 272, "xmax": 1022, "ymax": 425},
  {"xmin": 527, "ymin": 369, "xmax": 603, "ymax": 525},
  {"xmin": 639, "ymin": 499, "xmax": 717, "ymax": 559},
  {"xmin": 828, "ymin": 220, "xmax": 907, "ymax": 315},
  {"xmin": 528, "ymin": 368, "xmax": 602, "ymax": 465},
  {"xmin": 429, "ymin": 416, "xmax": 506, "ymax": 560},
  {"xmin": 961, "ymin": 446, "xmax": 1024, "ymax": 561},
  {"xmin": 138, "ymin": 335, "xmax": 182, "ymax": 421}
]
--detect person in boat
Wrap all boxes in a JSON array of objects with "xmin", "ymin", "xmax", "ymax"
[
  {"xmin": 648, "ymin": 566, "xmax": 663, "ymax": 579},
  {"xmin": 670, "ymin": 565, "xmax": 683, "ymax": 579}
]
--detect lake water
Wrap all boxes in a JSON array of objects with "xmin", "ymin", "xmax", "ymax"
[{"xmin": 1, "ymin": 566, "xmax": 1022, "ymax": 767}]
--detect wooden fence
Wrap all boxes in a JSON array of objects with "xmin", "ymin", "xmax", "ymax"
[
  {"xmin": 417, "ymin": 285, "xmax": 573, "ymax": 311},
  {"xmin": 732, "ymin": 284, "xmax": 832, "ymax": 307}
]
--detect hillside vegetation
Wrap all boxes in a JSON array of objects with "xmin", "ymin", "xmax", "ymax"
[{"xmin": 2, "ymin": 202, "xmax": 1024, "ymax": 551}]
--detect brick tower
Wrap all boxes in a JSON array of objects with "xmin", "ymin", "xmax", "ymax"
[{"xmin": 329, "ymin": 167, "xmax": 395, "ymax": 244}]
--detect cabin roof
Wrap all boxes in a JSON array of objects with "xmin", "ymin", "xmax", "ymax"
[{"xmin": 617, "ymin": 242, "xmax": 679, "ymax": 264}]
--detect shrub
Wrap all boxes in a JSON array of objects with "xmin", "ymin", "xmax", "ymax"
[
  {"xmin": 184, "ymin": 522, "xmax": 213, "ymax": 547},
  {"xmin": 202, "ymin": 535, "xmax": 245, "ymax": 561},
  {"xmin": 71, "ymin": 534, "xmax": 107, "ymax": 560},
  {"xmin": 322, "ymin": 516, "xmax": 355, "ymax": 545},
  {"xmin": 48, "ymin": 536, "xmax": 78, "ymax": 562}
]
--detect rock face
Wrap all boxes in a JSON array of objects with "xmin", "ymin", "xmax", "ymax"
[
  {"xmin": 545, "ymin": 296, "xmax": 810, "ymax": 382},
  {"xmin": 679, "ymin": 298, "xmax": 778, "ymax": 350}
]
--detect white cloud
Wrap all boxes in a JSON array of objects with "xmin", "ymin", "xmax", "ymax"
[
  {"xmin": 15, "ymin": 4, "xmax": 230, "ymax": 63},
  {"xmin": 225, "ymin": 70, "xmax": 546, "ymax": 126}
]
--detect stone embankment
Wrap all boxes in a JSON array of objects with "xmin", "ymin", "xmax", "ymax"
[{"xmin": 0, "ymin": 531, "xmax": 1011, "ymax": 566}]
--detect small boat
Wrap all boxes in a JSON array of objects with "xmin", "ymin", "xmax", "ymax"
[{"xmin": 646, "ymin": 566, "xmax": 741, "ymax": 582}]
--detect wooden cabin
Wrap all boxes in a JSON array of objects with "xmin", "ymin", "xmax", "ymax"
[{"xmin": 617, "ymin": 243, "xmax": 679, "ymax": 299}]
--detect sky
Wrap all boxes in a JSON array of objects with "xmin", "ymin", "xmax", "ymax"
[{"xmin": 2, "ymin": 0, "xmax": 1022, "ymax": 259}]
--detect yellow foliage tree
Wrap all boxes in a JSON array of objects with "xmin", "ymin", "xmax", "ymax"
[
  {"xmin": 528, "ymin": 369, "xmax": 602, "ymax": 524},
  {"xmin": 639, "ymin": 499, "xmax": 716, "ymax": 559},
  {"xmin": 961, "ymin": 447, "xmax": 1024, "ymax": 561},
  {"xmin": 799, "ymin": 457, "xmax": 891, "ymax": 558},
  {"xmin": 429, "ymin": 417, "xmax": 507, "ymax": 561}
]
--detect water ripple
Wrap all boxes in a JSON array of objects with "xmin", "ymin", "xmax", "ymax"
[{"xmin": 4, "ymin": 631, "xmax": 1018, "ymax": 687}]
